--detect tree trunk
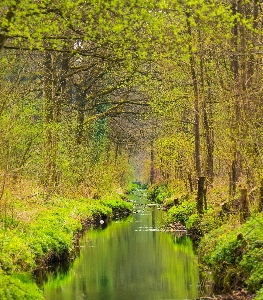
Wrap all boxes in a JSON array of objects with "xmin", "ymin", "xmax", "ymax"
[
  {"xmin": 203, "ymin": 74, "xmax": 214, "ymax": 185},
  {"xmin": 75, "ymin": 85, "xmax": 87, "ymax": 144},
  {"xmin": 197, "ymin": 176, "xmax": 206, "ymax": 214},
  {"xmin": 188, "ymin": 173, "xmax": 193, "ymax": 193},
  {"xmin": 230, "ymin": 0, "xmax": 243, "ymax": 196},
  {"xmin": 43, "ymin": 51, "xmax": 58, "ymax": 191},
  {"xmin": 259, "ymin": 180, "xmax": 263, "ymax": 212},
  {"xmin": 186, "ymin": 11, "xmax": 202, "ymax": 178},
  {"xmin": 186, "ymin": 10, "xmax": 205, "ymax": 213},
  {"xmin": 247, "ymin": 0, "xmax": 259, "ymax": 87},
  {"xmin": 150, "ymin": 140, "xmax": 155, "ymax": 185},
  {"xmin": 240, "ymin": 188, "xmax": 249, "ymax": 223},
  {"xmin": 204, "ymin": 105, "xmax": 214, "ymax": 184}
]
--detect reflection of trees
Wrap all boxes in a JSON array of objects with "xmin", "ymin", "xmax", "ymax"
[{"xmin": 44, "ymin": 207, "xmax": 199, "ymax": 300}]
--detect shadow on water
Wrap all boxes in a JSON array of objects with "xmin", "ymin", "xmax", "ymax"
[{"xmin": 40, "ymin": 190, "xmax": 207, "ymax": 300}]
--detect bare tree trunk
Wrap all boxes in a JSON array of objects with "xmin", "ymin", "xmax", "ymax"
[
  {"xmin": 186, "ymin": 11, "xmax": 202, "ymax": 178},
  {"xmin": 0, "ymin": 141, "xmax": 10, "ymax": 202},
  {"xmin": 230, "ymin": 0, "xmax": 243, "ymax": 196},
  {"xmin": 0, "ymin": 34, "xmax": 6, "ymax": 53},
  {"xmin": 186, "ymin": 9, "xmax": 204, "ymax": 213},
  {"xmin": 42, "ymin": 51, "xmax": 70, "ymax": 192},
  {"xmin": 188, "ymin": 173, "xmax": 193, "ymax": 193},
  {"xmin": 240, "ymin": 188, "xmax": 249, "ymax": 223},
  {"xmin": 197, "ymin": 176, "xmax": 206, "ymax": 214},
  {"xmin": 247, "ymin": 0, "xmax": 259, "ymax": 87},
  {"xmin": 203, "ymin": 74, "xmax": 214, "ymax": 185},
  {"xmin": 204, "ymin": 105, "xmax": 214, "ymax": 184},
  {"xmin": 43, "ymin": 51, "xmax": 58, "ymax": 192},
  {"xmin": 75, "ymin": 85, "xmax": 87, "ymax": 144},
  {"xmin": 259, "ymin": 180, "xmax": 263, "ymax": 212},
  {"xmin": 150, "ymin": 140, "xmax": 155, "ymax": 185}
]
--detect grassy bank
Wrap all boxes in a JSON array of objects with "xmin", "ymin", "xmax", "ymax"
[
  {"xmin": 148, "ymin": 182, "xmax": 263, "ymax": 299},
  {"xmin": 0, "ymin": 194, "xmax": 132, "ymax": 299},
  {"xmin": 198, "ymin": 214, "xmax": 263, "ymax": 299}
]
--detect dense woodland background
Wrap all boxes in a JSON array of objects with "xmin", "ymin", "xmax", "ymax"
[{"xmin": 1, "ymin": 0, "xmax": 263, "ymax": 206}]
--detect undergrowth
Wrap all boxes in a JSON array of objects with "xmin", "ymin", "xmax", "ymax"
[
  {"xmin": 0, "ymin": 195, "xmax": 132, "ymax": 299},
  {"xmin": 198, "ymin": 213, "xmax": 263, "ymax": 298},
  {"xmin": 149, "ymin": 181, "xmax": 263, "ymax": 297}
]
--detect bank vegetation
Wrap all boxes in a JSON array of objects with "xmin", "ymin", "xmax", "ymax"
[{"xmin": 2, "ymin": 0, "xmax": 263, "ymax": 299}]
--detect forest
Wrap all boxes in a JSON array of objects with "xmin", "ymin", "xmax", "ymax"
[{"xmin": 1, "ymin": 0, "xmax": 263, "ymax": 299}]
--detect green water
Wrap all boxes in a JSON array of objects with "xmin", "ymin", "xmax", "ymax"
[{"xmin": 43, "ymin": 192, "xmax": 200, "ymax": 300}]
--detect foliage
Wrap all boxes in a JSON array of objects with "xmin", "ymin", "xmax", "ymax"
[
  {"xmin": 162, "ymin": 197, "xmax": 177, "ymax": 210},
  {"xmin": 255, "ymin": 287, "xmax": 263, "ymax": 300},
  {"xmin": 185, "ymin": 213, "xmax": 200, "ymax": 230},
  {"xmin": 1, "ymin": 0, "xmax": 263, "ymax": 297},
  {"xmin": 100, "ymin": 198, "xmax": 133, "ymax": 212},
  {"xmin": 166, "ymin": 200, "xmax": 197, "ymax": 225},
  {"xmin": 147, "ymin": 183, "xmax": 172, "ymax": 204},
  {"xmin": 199, "ymin": 206, "xmax": 224, "ymax": 234},
  {"xmin": 125, "ymin": 182, "xmax": 143, "ymax": 194},
  {"xmin": 0, "ymin": 273, "xmax": 44, "ymax": 300},
  {"xmin": 198, "ymin": 213, "xmax": 263, "ymax": 293},
  {"xmin": 0, "ymin": 194, "xmax": 131, "ymax": 299},
  {"xmin": 153, "ymin": 134, "xmax": 195, "ymax": 183},
  {"xmin": 164, "ymin": 196, "xmax": 225, "ymax": 234}
]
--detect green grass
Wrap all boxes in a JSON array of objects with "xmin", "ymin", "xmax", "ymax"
[
  {"xmin": 0, "ymin": 195, "xmax": 132, "ymax": 299},
  {"xmin": 198, "ymin": 213, "xmax": 263, "ymax": 296}
]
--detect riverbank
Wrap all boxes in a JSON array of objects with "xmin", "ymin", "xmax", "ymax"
[
  {"xmin": 198, "ymin": 290, "xmax": 255, "ymax": 300},
  {"xmin": 43, "ymin": 188, "xmax": 200, "ymax": 300},
  {"xmin": 0, "ymin": 193, "xmax": 132, "ymax": 299},
  {"xmin": 198, "ymin": 213, "xmax": 263, "ymax": 300},
  {"xmin": 148, "ymin": 183, "xmax": 263, "ymax": 300}
]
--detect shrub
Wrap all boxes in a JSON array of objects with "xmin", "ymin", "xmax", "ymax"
[
  {"xmin": 185, "ymin": 213, "xmax": 200, "ymax": 230},
  {"xmin": 255, "ymin": 287, "xmax": 263, "ymax": 300},
  {"xmin": 166, "ymin": 200, "xmax": 197, "ymax": 225},
  {"xmin": 162, "ymin": 197, "xmax": 177, "ymax": 210},
  {"xmin": 1, "ymin": 233, "xmax": 36, "ymax": 273},
  {"xmin": 100, "ymin": 198, "xmax": 132, "ymax": 211},
  {"xmin": 199, "ymin": 207, "xmax": 223, "ymax": 234},
  {"xmin": 125, "ymin": 182, "xmax": 140, "ymax": 194},
  {"xmin": 198, "ymin": 213, "xmax": 263, "ymax": 293},
  {"xmin": 0, "ymin": 273, "xmax": 44, "ymax": 300},
  {"xmin": 148, "ymin": 183, "xmax": 171, "ymax": 203}
]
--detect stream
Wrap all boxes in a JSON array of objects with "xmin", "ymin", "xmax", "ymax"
[{"xmin": 42, "ymin": 190, "xmax": 201, "ymax": 300}]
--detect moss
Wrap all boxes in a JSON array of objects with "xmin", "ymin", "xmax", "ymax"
[
  {"xmin": 198, "ymin": 213, "xmax": 263, "ymax": 294},
  {"xmin": 0, "ymin": 195, "xmax": 132, "ymax": 299},
  {"xmin": 0, "ymin": 273, "xmax": 44, "ymax": 300}
]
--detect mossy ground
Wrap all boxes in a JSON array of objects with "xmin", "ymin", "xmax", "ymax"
[
  {"xmin": 149, "ymin": 181, "xmax": 263, "ymax": 299},
  {"xmin": 0, "ymin": 190, "xmax": 132, "ymax": 300}
]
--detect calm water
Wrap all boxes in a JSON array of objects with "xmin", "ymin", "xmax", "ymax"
[{"xmin": 43, "ymin": 191, "xmax": 200, "ymax": 300}]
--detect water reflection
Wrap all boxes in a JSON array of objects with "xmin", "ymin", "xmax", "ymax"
[{"xmin": 43, "ymin": 196, "xmax": 199, "ymax": 300}]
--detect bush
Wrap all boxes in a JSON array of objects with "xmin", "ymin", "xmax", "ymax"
[
  {"xmin": 255, "ymin": 287, "xmax": 263, "ymax": 300},
  {"xmin": 100, "ymin": 198, "xmax": 132, "ymax": 212},
  {"xmin": 0, "ymin": 273, "xmax": 44, "ymax": 300},
  {"xmin": 166, "ymin": 200, "xmax": 197, "ymax": 225},
  {"xmin": 125, "ymin": 182, "xmax": 141, "ymax": 194},
  {"xmin": 198, "ymin": 213, "xmax": 263, "ymax": 293},
  {"xmin": 162, "ymin": 197, "xmax": 177, "ymax": 210},
  {"xmin": 147, "ymin": 183, "xmax": 171, "ymax": 203},
  {"xmin": 199, "ymin": 206, "xmax": 223, "ymax": 234},
  {"xmin": 185, "ymin": 213, "xmax": 200, "ymax": 230}
]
